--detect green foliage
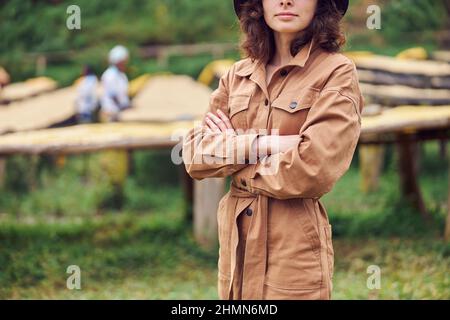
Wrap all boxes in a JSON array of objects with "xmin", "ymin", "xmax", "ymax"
[
  {"xmin": 0, "ymin": 0, "xmax": 240, "ymax": 83},
  {"xmin": 1, "ymin": 155, "xmax": 112, "ymax": 217},
  {"xmin": 2, "ymin": 0, "xmax": 448, "ymax": 83},
  {"xmin": 0, "ymin": 151, "xmax": 185, "ymax": 217},
  {"xmin": 380, "ymin": 0, "xmax": 448, "ymax": 44},
  {"xmin": 0, "ymin": 0, "xmax": 237, "ymax": 52},
  {"xmin": 323, "ymin": 141, "xmax": 448, "ymax": 238}
]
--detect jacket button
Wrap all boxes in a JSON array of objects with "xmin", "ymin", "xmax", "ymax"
[
  {"xmin": 241, "ymin": 179, "xmax": 247, "ymax": 187},
  {"xmin": 289, "ymin": 101, "xmax": 298, "ymax": 109},
  {"xmin": 264, "ymin": 98, "xmax": 269, "ymax": 106},
  {"xmin": 245, "ymin": 208, "xmax": 253, "ymax": 216},
  {"xmin": 280, "ymin": 69, "xmax": 288, "ymax": 77}
]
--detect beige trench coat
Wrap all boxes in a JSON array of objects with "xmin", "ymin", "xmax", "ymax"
[{"xmin": 182, "ymin": 38, "xmax": 364, "ymax": 300}]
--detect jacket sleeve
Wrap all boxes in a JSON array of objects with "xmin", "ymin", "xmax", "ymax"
[
  {"xmin": 182, "ymin": 64, "xmax": 262, "ymax": 180},
  {"xmin": 236, "ymin": 62, "xmax": 364, "ymax": 199}
]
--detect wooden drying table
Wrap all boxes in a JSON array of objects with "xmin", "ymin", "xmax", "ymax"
[
  {"xmin": 0, "ymin": 77, "xmax": 58, "ymax": 104},
  {"xmin": 360, "ymin": 106, "xmax": 450, "ymax": 240},
  {"xmin": 1, "ymin": 105, "xmax": 450, "ymax": 242}
]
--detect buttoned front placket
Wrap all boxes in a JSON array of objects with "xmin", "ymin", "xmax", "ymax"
[
  {"xmin": 242, "ymin": 39, "xmax": 317, "ymax": 135},
  {"xmin": 226, "ymin": 40, "xmax": 319, "ymax": 300},
  {"xmin": 246, "ymin": 65, "xmax": 290, "ymax": 134}
]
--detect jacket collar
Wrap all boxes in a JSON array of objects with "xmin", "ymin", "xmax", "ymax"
[{"xmin": 235, "ymin": 37, "xmax": 317, "ymax": 77}]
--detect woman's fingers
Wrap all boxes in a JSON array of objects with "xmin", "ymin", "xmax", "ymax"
[
  {"xmin": 207, "ymin": 112, "xmax": 228, "ymax": 132},
  {"xmin": 217, "ymin": 109, "xmax": 234, "ymax": 131},
  {"xmin": 204, "ymin": 110, "xmax": 235, "ymax": 134},
  {"xmin": 203, "ymin": 120, "xmax": 214, "ymax": 134},
  {"xmin": 205, "ymin": 116, "xmax": 220, "ymax": 132}
]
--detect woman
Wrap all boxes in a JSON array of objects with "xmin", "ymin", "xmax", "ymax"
[{"xmin": 182, "ymin": 0, "xmax": 363, "ymax": 300}]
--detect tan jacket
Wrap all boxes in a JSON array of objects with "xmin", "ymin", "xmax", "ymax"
[{"xmin": 182, "ymin": 38, "xmax": 364, "ymax": 300}]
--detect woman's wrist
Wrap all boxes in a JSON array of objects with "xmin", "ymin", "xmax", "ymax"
[
  {"xmin": 250, "ymin": 134, "xmax": 300, "ymax": 160},
  {"xmin": 255, "ymin": 135, "xmax": 271, "ymax": 158}
]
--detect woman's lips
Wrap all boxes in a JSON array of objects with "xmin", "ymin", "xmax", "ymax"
[{"xmin": 275, "ymin": 12, "xmax": 298, "ymax": 20}]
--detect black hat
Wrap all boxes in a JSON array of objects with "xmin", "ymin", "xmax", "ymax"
[{"xmin": 233, "ymin": 0, "xmax": 349, "ymax": 18}]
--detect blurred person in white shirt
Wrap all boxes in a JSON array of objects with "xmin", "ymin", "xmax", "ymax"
[
  {"xmin": 76, "ymin": 65, "xmax": 98, "ymax": 123},
  {"xmin": 100, "ymin": 45, "xmax": 131, "ymax": 122}
]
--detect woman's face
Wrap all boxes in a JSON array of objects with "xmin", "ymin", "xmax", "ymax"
[{"xmin": 262, "ymin": 0, "xmax": 318, "ymax": 34}]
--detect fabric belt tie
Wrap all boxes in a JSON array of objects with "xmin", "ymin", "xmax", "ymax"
[{"xmin": 226, "ymin": 181, "xmax": 269, "ymax": 300}]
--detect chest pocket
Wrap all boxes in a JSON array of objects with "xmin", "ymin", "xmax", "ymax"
[
  {"xmin": 228, "ymin": 94, "xmax": 251, "ymax": 131},
  {"xmin": 270, "ymin": 87, "xmax": 319, "ymax": 135}
]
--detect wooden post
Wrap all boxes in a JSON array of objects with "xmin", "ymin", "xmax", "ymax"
[
  {"xmin": 439, "ymin": 139, "xmax": 447, "ymax": 160},
  {"xmin": 55, "ymin": 154, "xmax": 66, "ymax": 168},
  {"xmin": 36, "ymin": 55, "xmax": 47, "ymax": 76},
  {"xmin": 0, "ymin": 156, "xmax": 5, "ymax": 188},
  {"xmin": 193, "ymin": 178, "xmax": 226, "ymax": 249},
  {"xmin": 445, "ymin": 155, "xmax": 450, "ymax": 242},
  {"xmin": 178, "ymin": 165, "xmax": 194, "ymax": 221},
  {"xmin": 157, "ymin": 51, "xmax": 169, "ymax": 68},
  {"xmin": 27, "ymin": 154, "xmax": 39, "ymax": 191},
  {"xmin": 359, "ymin": 141, "xmax": 385, "ymax": 193},
  {"xmin": 397, "ymin": 133, "xmax": 430, "ymax": 221}
]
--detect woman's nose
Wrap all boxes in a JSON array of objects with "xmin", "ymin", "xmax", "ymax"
[{"xmin": 280, "ymin": 0, "xmax": 294, "ymax": 7}]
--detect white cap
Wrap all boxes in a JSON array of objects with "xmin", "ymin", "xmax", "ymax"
[{"xmin": 108, "ymin": 45, "xmax": 129, "ymax": 65}]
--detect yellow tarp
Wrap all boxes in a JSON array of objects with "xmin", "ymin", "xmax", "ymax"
[
  {"xmin": 197, "ymin": 59, "xmax": 235, "ymax": 86},
  {"xmin": 396, "ymin": 47, "xmax": 428, "ymax": 60}
]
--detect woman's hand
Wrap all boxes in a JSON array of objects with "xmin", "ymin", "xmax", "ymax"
[{"xmin": 204, "ymin": 109, "xmax": 235, "ymax": 134}]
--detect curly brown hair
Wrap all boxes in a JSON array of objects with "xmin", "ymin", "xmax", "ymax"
[{"xmin": 238, "ymin": 0, "xmax": 346, "ymax": 63}]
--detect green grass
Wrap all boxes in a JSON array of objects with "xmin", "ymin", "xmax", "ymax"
[
  {"xmin": 0, "ymin": 211, "xmax": 448, "ymax": 299},
  {"xmin": 332, "ymin": 238, "xmax": 449, "ymax": 299},
  {"xmin": 0, "ymin": 142, "xmax": 449, "ymax": 299},
  {"xmin": 0, "ymin": 210, "xmax": 218, "ymax": 299},
  {"xmin": 323, "ymin": 142, "xmax": 448, "ymax": 238}
]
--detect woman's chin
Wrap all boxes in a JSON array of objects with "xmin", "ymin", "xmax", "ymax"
[
  {"xmin": 272, "ymin": 22, "xmax": 307, "ymax": 34},
  {"xmin": 274, "ymin": 27, "xmax": 304, "ymax": 34}
]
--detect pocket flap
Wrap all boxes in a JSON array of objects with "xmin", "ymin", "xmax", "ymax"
[
  {"xmin": 228, "ymin": 94, "xmax": 251, "ymax": 118},
  {"xmin": 272, "ymin": 88, "xmax": 319, "ymax": 113}
]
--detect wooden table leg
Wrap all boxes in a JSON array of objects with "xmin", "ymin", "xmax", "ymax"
[
  {"xmin": 359, "ymin": 141, "xmax": 385, "ymax": 193},
  {"xmin": 27, "ymin": 154, "xmax": 39, "ymax": 192},
  {"xmin": 445, "ymin": 157, "xmax": 450, "ymax": 242},
  {"xmin": 193, "ymin": 178, "xmax": 226, "ymax": 249},
  {"xmin": 178, "ymin": 165, "xmax": 194, "ymax": 221},
  {"xmin": 0, "ymin": 156, "xmax": 5, "ymax": 189},
  {"xmin": 439, "ymin": 138, "xmax": 447, "ymax": 160},
  {"xmin": 397, "ymin": 134, "xmax": 430, "ymax": 221}
]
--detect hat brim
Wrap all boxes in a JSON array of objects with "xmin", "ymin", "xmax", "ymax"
[{"xmin": 233, "ymin": 0, "xmax": 349, "ymax": 18}]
